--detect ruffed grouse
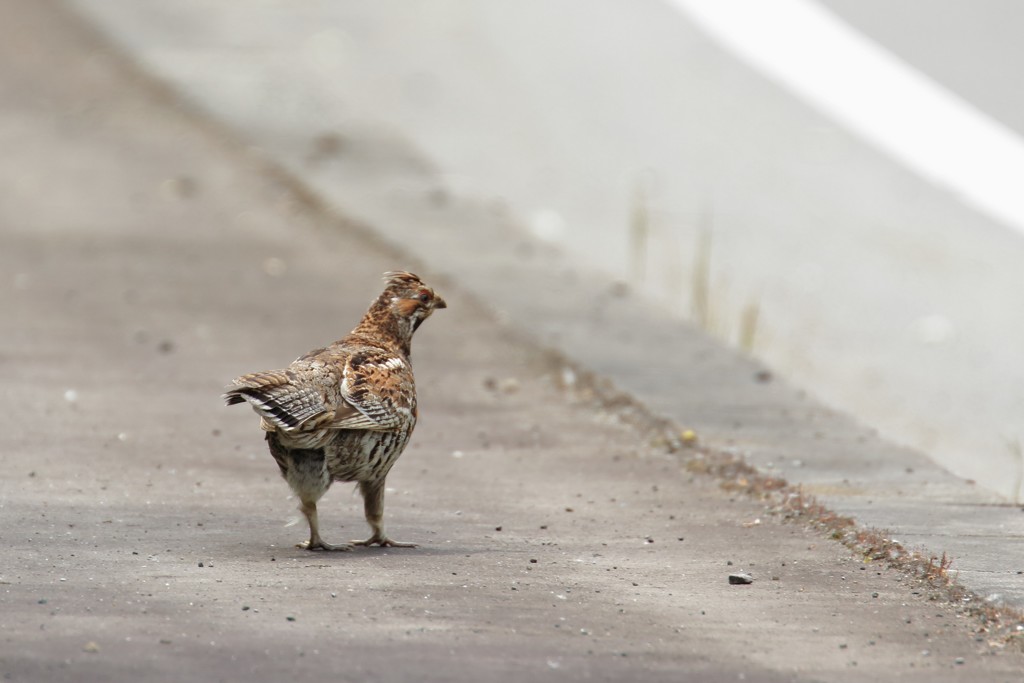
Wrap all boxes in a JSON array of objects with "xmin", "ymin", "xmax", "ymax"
[{"xmin": 224, "ymin": 271, "xmax": 446, "ymax": 550}]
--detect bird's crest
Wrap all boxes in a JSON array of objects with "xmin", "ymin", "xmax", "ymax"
[{"xmin": 383, "ymin": 271, "xmax": 425, "ymax": 289}]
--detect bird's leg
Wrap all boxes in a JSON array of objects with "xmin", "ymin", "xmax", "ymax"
[
  {"xmin": 278, "ymin": 443, "xmax": 350, "ymax": 551},
  {"xmin": 352, "ymin": 479, "xmax": 417, "ymax": 548},
  {"xmin": 297, "ymin": 499, "xmax": 352, "ymax": 552}
]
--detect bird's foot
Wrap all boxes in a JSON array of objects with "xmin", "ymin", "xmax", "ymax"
[
  {"xmin": 352, "ymin": 534, "xmax": 418, "ymax": 548},
  {"xmin": 297, "ymin": 539, "xmax": 353, "ymax": 552}
]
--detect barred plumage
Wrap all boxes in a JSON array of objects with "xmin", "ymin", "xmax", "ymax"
[{"xmin": 224, "ymin": 271, "xmax": 446, "ymax": 550}]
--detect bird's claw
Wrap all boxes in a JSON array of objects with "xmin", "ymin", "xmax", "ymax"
[
  {"xmin": 352, "ymin": 536, "xmax": 418, "ymax": 548},
  {"xmin": 297, "ymin": 539, "xmax": 353, "ymax": 552}
]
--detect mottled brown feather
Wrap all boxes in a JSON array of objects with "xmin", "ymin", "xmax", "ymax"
[{"xmin": 222, "ymin": 271, "xmax": 446, "ymax": 549}]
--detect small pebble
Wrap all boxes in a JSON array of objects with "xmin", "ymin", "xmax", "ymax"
[
  {"xmin": 286, "ymin": 616, "xmax": 296, "ymax": 622},
  {"xmin": 498, "ymin": 378, "xmax": 520, "ymax": 394},
  {"xmin": 728, "ymin": 573, "xmax": 754, "ymax": 585},
  {"xmin": 263, "ymin": 257, "xmax": 287, "ymax": 277}
]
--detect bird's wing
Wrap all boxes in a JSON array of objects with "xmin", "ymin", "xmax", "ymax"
[
  {"xmin": 224, "ymin": 349, "xmax": 413, "ymax": 433},
  {"xmin": 330, "ymin": 350, "xmax": 414, "ymax": 431},
  {"xmin": 223, "ymin": 359, "xmax": 339, "ymax": 432}
]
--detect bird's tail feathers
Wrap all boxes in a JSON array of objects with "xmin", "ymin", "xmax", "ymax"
[{"xmin": 223, "ymin": 371, "xmax": 326, "ymax": 431}]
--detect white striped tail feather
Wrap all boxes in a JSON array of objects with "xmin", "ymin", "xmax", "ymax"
[{"xmin": 223, "ymin": 381, "xmax": 327, "ymax": 431}]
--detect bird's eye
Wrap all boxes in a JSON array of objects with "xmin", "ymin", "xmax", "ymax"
[{"xmin": 418, "ymin": 291, "xmax": 431, "ymax": 304}]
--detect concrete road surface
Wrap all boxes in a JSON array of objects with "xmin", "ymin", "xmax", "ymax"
[
  {"xmin": 3, "ymin": 1, "xmax": 1024, "ymax": 681},
  {"xmin": 67, "ymin": 0, "xmax": 1024, "ymax": 501},
  {"xmin": 55, "ymin": 0, "xmax": 1024, "ymax": 611}
]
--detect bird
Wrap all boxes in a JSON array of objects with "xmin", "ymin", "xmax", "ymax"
[{"xmin": 223, "ymin": 271, "xmax": 446, "ymax": 551}]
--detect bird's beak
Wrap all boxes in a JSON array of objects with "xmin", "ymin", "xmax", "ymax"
[{"xmin": 434, "ymin": 296, "xmax": 447, "ymax": 310}]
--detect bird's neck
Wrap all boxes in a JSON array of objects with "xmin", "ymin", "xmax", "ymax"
[{"xmin": 349, "ymin": 299, "xmax": 414, "ymax": 357}]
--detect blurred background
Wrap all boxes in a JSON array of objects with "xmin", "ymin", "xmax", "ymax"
[{"xmin": 71, "ymin": 0, "xmax": 1024, "ymax": 499}]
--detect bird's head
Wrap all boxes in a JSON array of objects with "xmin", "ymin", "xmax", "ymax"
[
  {"xmin": 353, "ymin": 271, "xmax": 447, "ymax": 353},
  {"xmin": 384, "ymin": 271, "xmax": 447, "ymax": 332}
]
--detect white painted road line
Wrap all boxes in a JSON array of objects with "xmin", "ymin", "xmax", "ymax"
[{"xmin": 670, "ymin": 0, "xmax": 1024, "ymax": 236}]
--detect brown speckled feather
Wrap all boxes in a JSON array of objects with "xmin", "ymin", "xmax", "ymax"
[{"xmin": 223, "ymin": 271, "xmax": 446, "ymax": 550}]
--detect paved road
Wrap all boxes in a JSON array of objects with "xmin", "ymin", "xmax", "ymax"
[
  {"xmin": 3, "ymin": 1, "xmax": 1024, "ymax": 681},
  {"xmin": 56, "ymin": 0, "xmax": 1024, "ymax": 608},
  {"xmin": 68, "ymin": 0, "xmax": 1024, "ymax": 500}
]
